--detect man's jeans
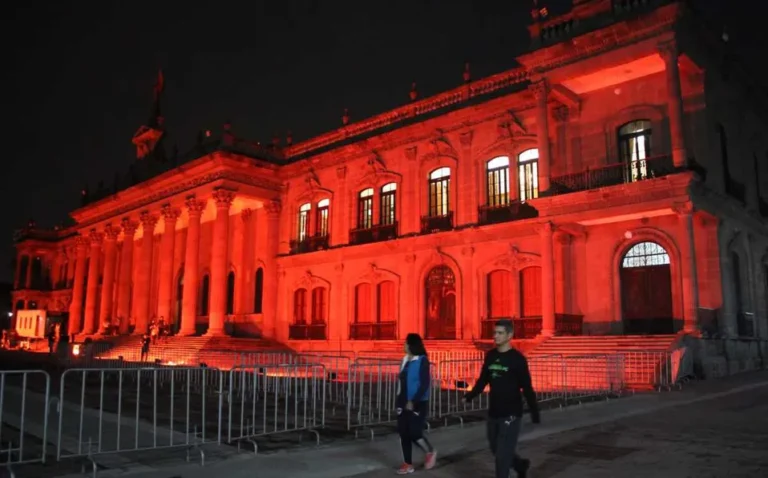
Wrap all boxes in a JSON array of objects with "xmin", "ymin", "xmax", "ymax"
[{"xmin": 486, "ymin": 415, "xmax": 524, "ymax": 478}]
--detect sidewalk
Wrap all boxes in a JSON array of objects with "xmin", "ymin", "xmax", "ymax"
[{"xmin": 53, "ymin": 371, "xmax": 768, "ymax": 478}]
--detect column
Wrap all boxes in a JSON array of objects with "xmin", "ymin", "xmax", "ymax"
[
  {"xmin": 82, "ymin": 230, "xmax": 103, "ymax": 335},
  {"xmin": 676, "ymin": 203, "xmax": 699, "ymax": 333},
  {"xmin": 207, "ymin": 189, "xmax": 235, "ymax": 336},
  {"xmin": 66, "ymin": 246, "xmax": 76, "ymax": 288},
  {"xmin": 25, "ymin": 253, "xmax": 33, "ymax": 289},
  {"xmin": 67, "ymin": 237, "xmax": 89, "ymax": 336},
  {"xmin": 539, "ymin": 222, "xmax": 556, "ymax": 336},
  {"xmin": 134, "ymin": 211, "xmax": 158, "ymax": 334},
  {"xmin": 262, "ymin": 199, "xmax": 281, "ymax": 339},
  {"xmin": 116, "ymin": 219, "xmax": 138, "ymax": 334},
  {"xmin": 157, "ymin": 205, "xmax": 180, "ymax": 323},
  {"xmin": 180, "ymin": 197, "xmax": 206, "ymax": 336},
  {"xmin": 97, "ymin": 225, "xmax": 120, "ymax": 333},
  {"xmin": 659, "ymin": 40, "xmax": 688, "ymax": 168},
  {"xmin": 531, "ymin": 79, "xmax": 552, "ymax": 192},
  {"xmin": 334, "ymin": 167, "xmax": 349, "ymax": 245}
]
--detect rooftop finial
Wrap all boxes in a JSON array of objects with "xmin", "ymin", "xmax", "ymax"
[
  {"xmin": 342, "ymin": 108, "xmax": 350, "ymax": 125},
  {"xmin": 410, "ymin": 82, "xmax": 418, "ymax": 101},
  {"xmin": 286, "ymin": 131, "xmax": 293, "ymax": 146},
  {"xmin": 463, "ymin": 62, "xmax": 471, "ymax": 83}
]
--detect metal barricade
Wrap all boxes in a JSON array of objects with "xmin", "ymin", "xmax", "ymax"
[
  {"xmin": 225, "ymin": 364, "xmax": 326, "ymax": 447},
  {"xmin": 0, "ymin": 370, "xmax": 51, "ymax": 467},
  {"xmin": 346, "ymin": 360, "xmax": 400, "ymax": 433},
  {"xmin": 56, "ymin": 367, "xmax": 224, "ymax": 462},
  {"xmin": 434, "ymin": 359, "xmax": 487, "ymax": 421}
]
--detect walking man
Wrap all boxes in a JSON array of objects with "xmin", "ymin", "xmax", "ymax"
[{"xmin": 464, "ymin": 319, "xmax": 540, "ymax": 478}]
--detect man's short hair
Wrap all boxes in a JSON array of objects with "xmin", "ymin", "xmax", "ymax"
[{"xmin": 495, "ymin": 319, "xmax": 514, "ymax": 334}]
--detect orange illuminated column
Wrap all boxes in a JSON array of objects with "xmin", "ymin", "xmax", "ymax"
[
  {"xmin": 539, "ymin": 222, "xmax": 556, "ymax": 336},
  {"xmin": 97, "ymin": 225, "xmax": 120, "ymax": 334},
  {"xmin": 180, "ymin": 197, "xmax": 206, "ymax": 336},
  {"xmin": 659, "ymin": 41, "xmax": 688, "ymax": 168},
  {"xmin": 157, "ymin": 205, "xmax": 180, "ymax": 322},
  {"xmin": 531, "ymin": 79, "xmax": 552, "ymax": 193},
  {"xmin": 82, "ymin": 230, "xmax": 103, "ymax": 335},
  {"xmin": 262, "ymin": 199, "xmax": 281, "ymax": 339},
  {"xmin": 117, "ymin": 219, "xmax": 138, "ymax": 334},
  {"xmin": 207, "ymin": 189, "xmax": 235, "ymax": 336},
  {"xmin": 134, "ymin": 212, "xmax": 158, "ymax": 335},
  {"xmin": 67, "ymin": 236, "xmax": 89, "ymax": 336}
]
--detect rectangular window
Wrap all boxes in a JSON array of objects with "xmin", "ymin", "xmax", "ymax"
[
  {"xmin": 486, "ymin": 159, "xmax": 510, "ymax": 207},
  {"xmin": 428, "ymin": 177, "xmax": 450, "ymax": 216},
  {"xmin": 297, "ymin": 203, "xmax": 310, "ymax": 241},
  {"xmin": 518, "ymin": 161, "xmax": 538, "ymax": 201},
  {"xmin": 380, "ymin": 184, "xmax": 397, "ymax": 226},
  {"xmin": 357, "ymin": 189, "xmax": 374, "ymax": 229}
]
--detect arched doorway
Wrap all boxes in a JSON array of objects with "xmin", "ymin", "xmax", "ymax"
[
  {"xmin": 424, "ymin": 266, "xmax": 456, "ymax": 339},
  {"xmin": 620, "ymin": 241, "xmax": 674, "ymax": 335}
]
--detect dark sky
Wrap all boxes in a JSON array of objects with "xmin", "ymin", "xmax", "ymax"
[{"xmin": 0, "ymin": 0, "xmax": 752, "ymax": 283}]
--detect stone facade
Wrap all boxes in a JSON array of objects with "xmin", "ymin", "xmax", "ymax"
[{"xmin": 11, "ymin": 0, "xmax": 768, "ymax": 347}]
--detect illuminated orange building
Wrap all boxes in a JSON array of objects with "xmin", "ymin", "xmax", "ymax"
[{"xmin": 11, "ymin": 0, "xmax": 768, "ymax": 358}]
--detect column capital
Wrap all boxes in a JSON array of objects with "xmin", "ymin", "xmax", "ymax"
[
  {"xmin": 672, "ymin": 201, "xmax": 695, "ymax": 216},
  {"xmin": 212, "ymin": 188, "xmax": 236, "ymax": 209},
  {"xmin": 139, "ymin": 212, "xmax": 159, "ymax": 236},
  {"xmin": 536, "ymin": 221, "xmax": 555, "ymax": 236},
  {"xmin": 553, "ymin": 105, "xmax": 570, "ymax": 124},
  {"xmin": 103, "ymin": 224, "xmax": 120, "ymax": 241},
  {"xmin": 265, "ymin": 198, "xmax": 282, "ymax": 216},
  {"xmin": 121, "ymin": 218, "xmax": 139, "ymax": 235},
  {"xmin": 88, "ymin": 229, "xmax": 104, "ymax": 245},
  {"xmin": 185, "ymin": 196, "xmax": 207, "ymax": 217},
  {"xmin": 241, "ymin": 208, "xmax": 253, "ymax": 222},
  {"xmin": 529, "ymin": 79, "xmax": 549, "ymax": 101},
  {"xmin": 161, "ymin": 204, "xmax": 181, "ymax": 223},
  {"xmin": 657, "ymin": 40, "xmax": 679, "ymax": 64}
]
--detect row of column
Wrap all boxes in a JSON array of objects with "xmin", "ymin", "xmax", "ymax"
[{"xmin": 67, "ymin": 189, "xmax": 282, "ymax": 338}]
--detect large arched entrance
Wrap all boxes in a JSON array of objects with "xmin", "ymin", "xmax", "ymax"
[
  {"xmin": 425, "ymin": 265, "xmax": 456, "ymax": 339},
  {"xmin": 620, "ymin": 241, "xmax": 674, "ymax": 335}
]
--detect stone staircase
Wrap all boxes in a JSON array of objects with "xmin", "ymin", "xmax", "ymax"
[{"xmin": 529, "ymin": 335, "xmax": 680, "ymax": 391}]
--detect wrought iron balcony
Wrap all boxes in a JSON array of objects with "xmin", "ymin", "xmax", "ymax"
[
  {"xmin": 478, "ymin": 202, "xmax": 539, "ymax": 226},
  {"xmin": 548, "ymin": 154, "xmax": 677, "ymax": 195},
  {"xmin": 420, "ymin": 212, "xmax": 453, "ymax": 234},
  {"xmin": 349, "ymin": 321, "xmax": 397, "ymax": 340},
  {"xmin": 349, "ymin": 222, "xmax": 398, "ymax": 246},
  {"xmin": 289, "ymin": 234, "xmax": 330, "ymax": 254},
  {"xmin": 288, "ymin": 322, "xmax": 327, "ymax": 340}
]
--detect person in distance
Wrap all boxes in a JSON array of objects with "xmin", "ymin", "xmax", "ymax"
[
  {"xmin": 463, "ymin": 319, "xmax": 540, "ymax": 478},
  {"xmin": 394, "ymin": 333, "xmax": 437, "ymax": 474}
]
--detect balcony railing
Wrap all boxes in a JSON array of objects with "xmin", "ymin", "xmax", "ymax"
[
  {"xmin": 548, "ymin": 155, "xmax": 677, "ymax": 195},
  {"xmin": 349, "ymin": 222, "xmax": 398, "ymax": 245},
  {"xmin": 420, "ymin": 212, "xmax": 453, "ymax": 233},
  {"xmin": 288, "ymin": 322, "xmax": 327, "ymax": 340},
  {"xmin": 289, "ymin": 234, "xmax": 330, "ymax": 254},
  {"xmin": 478, "ymin": 202, "xmax": 539, "ymax": 225},
  {"xmin": 349, "ymin": 321, "xmax": 397, "ymax": 340},
  {"xmin": 480, "ymin": 314, "xmax": 584, "ymax": 339}
]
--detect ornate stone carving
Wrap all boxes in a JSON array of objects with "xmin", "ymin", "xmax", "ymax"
[
  {"xmin": 536, "ymin": 221, "xmax": 555, "ymax": 236},
  {"xmin": 121, "ymin": 218, "xmax": 139, "ymax": 235},
  {"xmin": 529, "ymin": 79, "xmax": 549, "ymax": 101},
  {"xmin": 425, "ymin": 135, "xmax": 458, "ymax": 161},
  {"xmin": 461, "ymin": 246, "xmax": 474, "ymax": 257},
  {"xmin": 139, "ymin": 211, "xmax": 159, "ymax": 229},
  {"xmin": 508, "ymin": 245, "xmax": 540, "ymax": 269},
  {"xmin": 265, "ymin": 198, "xmax": 282, "ymax": 216},
  {"xmin": 367, "ymin": 152, "xmax": 387, "ymax": 174},
  {"xmin": 405, "ymin": 146, "xmax": 418, "ymax": 162},
  {"xmin": 212, "ymin": 188, "xmax": 235, "ymax": 208},
  {"xmin": 553, "ymin": 106, "xmax": 570, "ymax": 124},
  {"xmin": 404, "ymin": 253, "xmax": 416, "ymax": 264},
  {"xmin": 304, "ymin": 168, "xmax": 321, "ymax": 189},
  {"xmin": 672, "ymin": 201, "xmax": 694, "ymax": 216},
  {"xmin": 508, "ymin": 111, "xmax": 528, "ymax": 135},
  {"xmin": 88, "ymin": 229, "xmax": 104, "ymax": 245},
  {"xmin": 459, "ymin": 131, "xmax": 473, "ymax": 149},
  {"xmin": 334, "ymin": 263, "xmax": 344, "ymax": 273},
  {"xmin": 657, "ymin": 40, "xmax": 679, "ymax": 64},
  {"xmin": 336, "ymin": 165, "xmax": 347, "ymax": 180},
  {"xmin": 161, "ymin": 204, "xmax": 181, "ymax": 222},
  {"xmin": 241, "ymin": 208, "xmax": 253, "ymax": 222},
  {"xmin": 185, "ymin": 196, "xmax": 206, "ymax": 216},
  {"xmin": 103, "ymin": 224, "xmax": 120, "ymax": 241}
]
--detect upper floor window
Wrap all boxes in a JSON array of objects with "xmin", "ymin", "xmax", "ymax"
[
  {"xmin": 486, "ymin": 156, "xmax": 510, "ymax": 207},
  {"xmin": 357, "ymin": 188, "xmax": 374, "ymax": 229},
  {"xmin": 618, "ymin": 120, "xmax": 652, "ymax": 162},
  {"xmin": 518, "ymin": 149, "xmax": 539, "ymax": 201},
  {"xmin": 428, "ymin": 167, "xmax": 451, "ymax": 217},
  {"xmin": 297, "ymin": 203, "xmax": 311, "ymax": 241},
  {"xmin": 316, "ymin": 198, "xmax": 330, "ymax": 237},
  {"xmin": 380, "ymin": 182, "xmax": 397, "ymax": 226}
]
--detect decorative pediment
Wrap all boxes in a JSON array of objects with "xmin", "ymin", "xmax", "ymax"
[
  {"xmin": 421, "ymin": 133, "xmax": 458, "ymax": 163},
  {"xmin": 295, "ymin": 168, "xmax": 333, "ymax": 204},
  {"xmin": 481, "ymin": 244, "xmax": 541, "ymax": 272},
  {"xmin": 357, "ymin": 262, "xmax": 400, "ymax": 284},
  {"xmin": 354, "ymin": 153, "xmax": 402, "ymax": 190},
  {"xmin": 293, "ymin": 270, "xmax": 331, "ymax": 290}
]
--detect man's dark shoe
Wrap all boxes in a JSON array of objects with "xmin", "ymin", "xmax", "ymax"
[{"xmin": 513, "ymin": 457, "xmax": 530, "ymax": 478}]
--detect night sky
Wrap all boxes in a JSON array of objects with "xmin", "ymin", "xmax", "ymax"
[{"xmin": 1, "ymin": 1, "xmax": 752, "ymax": 283}]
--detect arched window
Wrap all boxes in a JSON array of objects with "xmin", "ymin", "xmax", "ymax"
[
  {"xmin": 199, "ymin": 274, "xmax": 210, "ymax": 315},
  {"xmin": 622, "ymin": 241, "xmax": 670, "ymax": 268},
  {"xmin": 226, "ymin": 271, "xmax": 235, "ymax": 315},
  {"xmin": 380, "ymin": 183, "xmax": 397, "ymax": 226},
  {"xmin": 518, "ymin": 149, "xmax": 539, "ymax": 201},
  {"xmin": 316, "ymin": 199, "xmax": 330, "ymax": 237},
  {"xmin": 618, "ymin": 120, "xmax": 652, "ymax": 182},
  {"xmin": 253, "ymin": 267, "xmax": 264, "ymax": 313},
  {"xmin": 486, "ymin": 156, "xmax": 510, "ymax": 207},
  {"xmin": 357, "ymin": 188, "xmax": 374, "ymax": 229},
  {"xmin": 297, "ymin": 203, "xmax": 311, "ymax": 241},
  {"xmin": 428, "ymin": 167, "xmax": 451, "ymax": 217}
]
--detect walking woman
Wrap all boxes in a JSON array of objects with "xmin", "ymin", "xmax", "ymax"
[{"xmin": 395, "ymin": 333, "xmax": 437, "ymax": 474}]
